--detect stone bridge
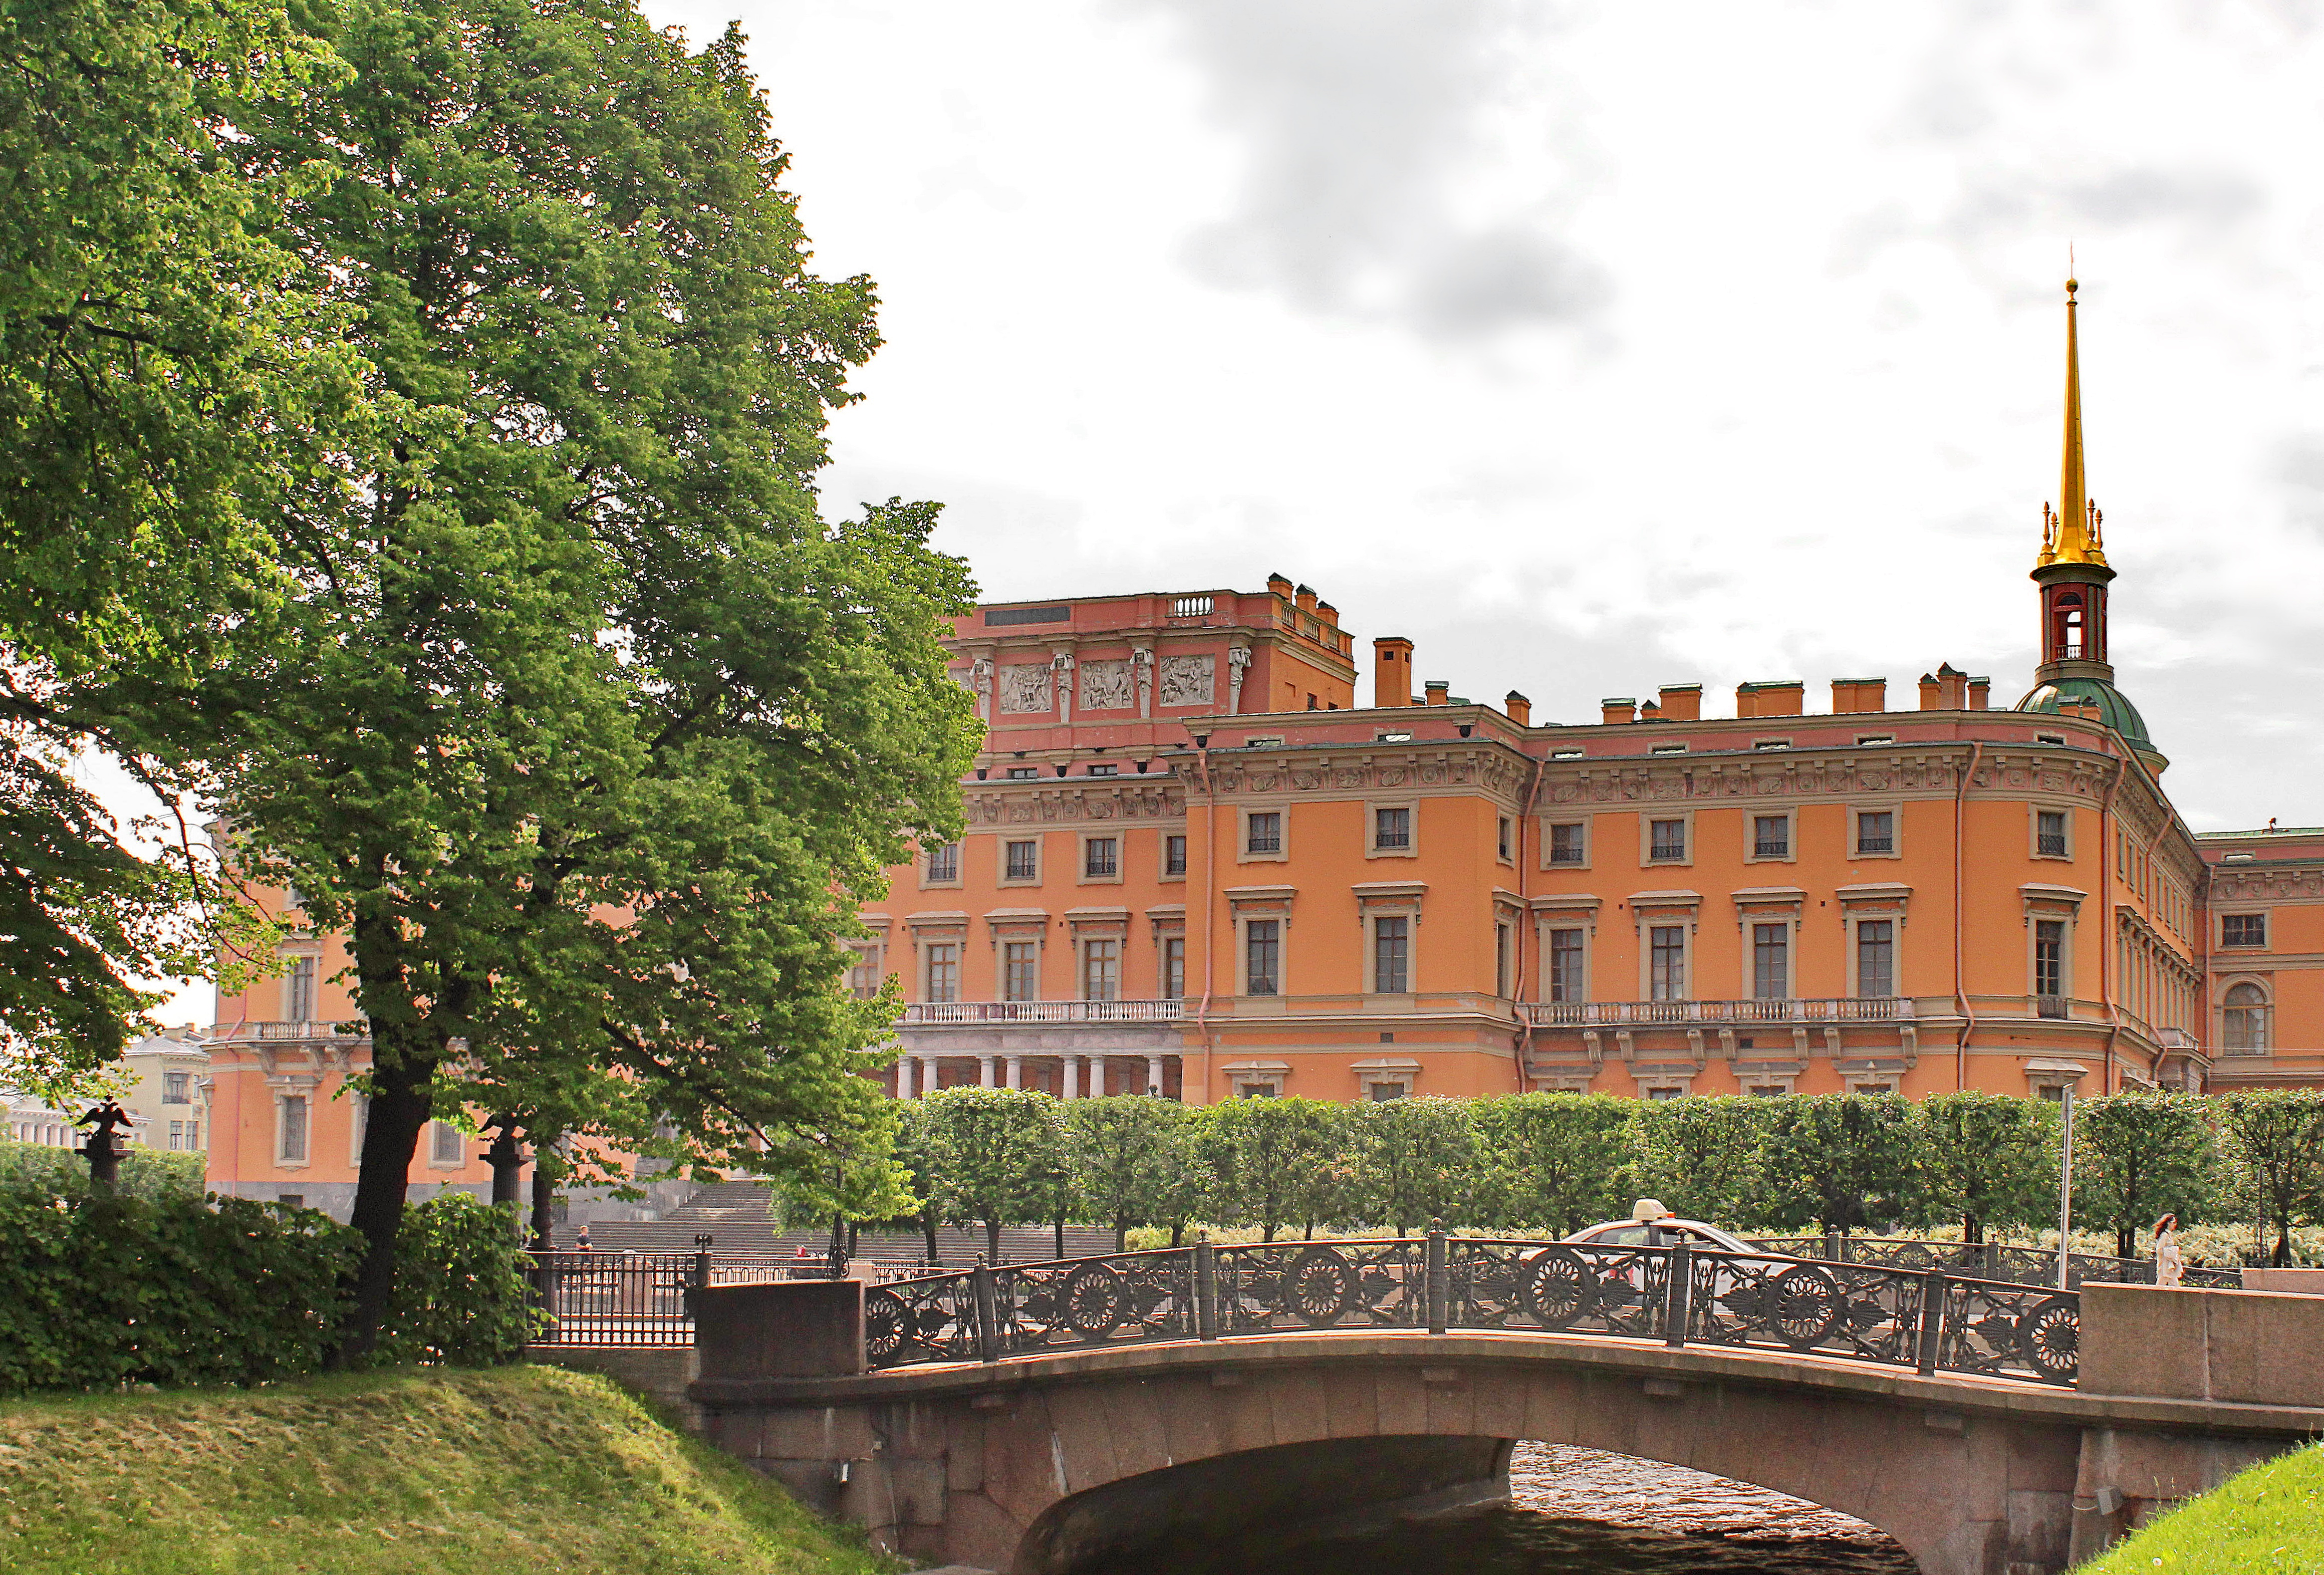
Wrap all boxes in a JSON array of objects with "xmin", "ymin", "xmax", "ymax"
[{"xmin": 685, "ymin": 1279, "xmax": 2324, "ymax": 1575}]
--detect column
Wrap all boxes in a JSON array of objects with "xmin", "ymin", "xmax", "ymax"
[
  {"xmin": 1063, "ymin": 1056, "xmax": 1080, "ymax": 1100},
  {"xmin": 978, "ymin": 1055, "xmax": 996, "ymax": 1089},
  {"xmin": 1147, "ymin": 1055, "xmax": 1166, "ymax": 1096},
  {"xmin": 1004, "ymin": 1055, "xmax": 1022, "ymax": 1090},
  {"xmin": 919, "ymin": 1056, "xmax": 940, "ymax": 1096}
]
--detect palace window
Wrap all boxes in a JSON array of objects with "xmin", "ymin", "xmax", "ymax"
[
  {"xmin": 283, "ymin": 955, "xmax": 316, "ymax": 1022},
  {"xmin": 848, "ymin": 948, "xmax": 882, "ymax": 998},
  {"xmin": 1498, "ymin": 817, "xmax": 1514, "ymax": 862},
  {"xmin": 1373, "ymin": 917, "xmax": 1409, "ymax": 994},
  {"xmin": 1162, "ymin": 936, "xmax": 1186, "ymax": 999},
  {"xmin": 1648, "ymin": 819, "xmax": 1687, "ymax": 863},
  {"xmin": 1649, "ymin": 926, "xmax": 1687, "ymax": 1001},
  {"xmin": 2033, "ymin": 920, "xmax": 2065, "ymax": 1008},
  {"xmin": 1548, "ymin": 823, "xmax": 1586, "ymax": 866},
  {"xmin": 1004, "ymin": 942, "xmax": 1039, "ymax": 1002},
  {"xmin": 164, "ymin": 1071, "xmax": 191, "ymax": 1104},
  {"xmin": 1085, "ymin": 762, "xmax": 1118, "ymax": 776},
  {"xmin": 2222, "ymin": 982, "xmax": 2269, "ymax": 1053},
  {"xmin": 1856, "ymin": 920, "xmax": 1895, "ymax": 998},
  {"xmin": 1855, "ymin": 810, "xmax": 1894, "ymax": 856},
  {"xmin": 1084, "ymin": 837, "xmax": 1118, "ymax": 878},
  {"xmin": 1752, "ymin": 815, "xmax": 1789, "ymax": 859},
  {"xmin": 1548, "ymin": 929, "xmax": 1586, "ymax": 1002},
  {"xmin": 1374, "ymin": 806, "xmax": 1411, "ymax": 850},
  {"xmin": 1246, "ymin": 812, "xmax": 1282, "ymax": 854},
  {"xmin": 1082, "ymin": 939, "xmax": 1120, "ymax": 1002},
  {"xmin": 926, "ymin": 842, "xmax": 959, "ymax": 882},
  {"xmin": 1496, "ymin": 920, "xmax": 1512, "ymax": 997},
  {"xmin": 925, "ymin": 942, "xmax": 961, "ymax": 1003},
  {"xmin": 279, "ymin": 1096, "xmax": 309, "ymax": 1164},
  {"xmin": 1004, "ymin": 840, "xmax": 1039, "ymax": 881},
  {"xmin": 1245, "ymin": 920, "xmax": 1281, "ymax": 995},
  {"xmin": 1751, "ymin": 923, "xmax": 1789, "ymax": 1000},
  {"xmin": 1006, "ymin": 766, "xmax": 1040, "ymax": 779},
  {"xmin": 1165, "ymin": 835, "xmax": 1188, "ymax": 877},
  {"xmin": 2222, "ymin": 914, "xmax": 2267, "ymax": 948},
  {"xmin": 431, "ymin": 1120, "xmax": 463, "ymax": 1165},
  {"xmin": 2036, "ymin": 810, "xmax": 2068, "ymax": 859}
]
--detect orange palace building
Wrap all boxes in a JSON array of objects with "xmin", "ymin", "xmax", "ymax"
[
  {"xmin": 201, "ymin": 282, "xmax": 2324, "ymax": 1215},
  {"xmin": 873, "ymin": 282, "xmax": 2324, "ymax": 1108}
]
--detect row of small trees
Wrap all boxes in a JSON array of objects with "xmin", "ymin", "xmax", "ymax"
[{"xmin": 878, "ymin": 1089, "xmax": 2324, "ymax": 1264}]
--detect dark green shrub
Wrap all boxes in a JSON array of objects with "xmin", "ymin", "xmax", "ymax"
[{"xmin": 374, "ymin": 1192, "xmax": 543, "ymax": 1366}]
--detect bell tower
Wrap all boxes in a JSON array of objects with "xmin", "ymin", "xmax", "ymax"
[{"xmin": 2031, "ymin": 276, "xmax": 2115, "ymax": 684}]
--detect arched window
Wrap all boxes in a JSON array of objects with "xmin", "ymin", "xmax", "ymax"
[
  {"xmin": 2222, "ymin": 982, "xmax": 2269, "ymax": 1054},
  {"xmin": 2051, "ymin": 592, "xmax": 2085, "ymax": 660}
]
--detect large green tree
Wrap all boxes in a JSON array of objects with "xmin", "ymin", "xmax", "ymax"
[
  {"xmin": 1754, "ymin": 1095, "xmax": 1919, "ymax": 1235},
  {"xmin": 920, "ymin": 1088, "xmax": 1063, "ymax": 1262},
  {"xmin": 2219, "ymin": 1090, "xmax": 2324, "ymax": 1267},
  {"xmin": 1475, "ymin": 1093, "xmax": 1634, "ymax": 1237},
  {"xmin": 1915, "ymin": 1091, "xmax": 2058, "ymax": 1245},
  {"xmin": 1067, "ymin": 1096, "xmax": 1188, "ymax": 1252},
  {"xmin": 1197, "ymin": 1096, "xmax": 1343, "ymax": 1242},
  {"xmin": 0, "ymin": 0, "xmax": 342, "ymax": 1091},
  {"xmin": 1630, "ymin": 1095, "xmax": 1774, "ymax": 1229},
  {"xmin": 1349, "ymin": 1095, "xmax": 1479, "ymax": 1235},
  {"xmin": 109, "ymin": 0, "xmax": 978, "ymax": 1357},
  {"xmin": 2072, "ymin": 1092, "xmax": 2220, "ymax": 1260}
]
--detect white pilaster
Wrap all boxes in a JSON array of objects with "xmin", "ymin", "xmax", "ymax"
[
  {"xmin": 978, "ymin": 1055, "xmax": 996, "ymax": 1089},
  {"xmin": 1004, "ymin": 1055, "xmax": 1022, "ymax": 1090},
  {"xmin": 1147, "ymin": 1055, "xmax": 1166, "ymax": 1096},
  {"xmin": 1062, "ymin": 1056, "xmax": 1080, "ymax": 1100}
]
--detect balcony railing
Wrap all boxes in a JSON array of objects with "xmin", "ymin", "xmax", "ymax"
[
  {"xmin": 1522, "ymin": 997, "xmax": 1909, "ymax": 1027},
  {"xmin": 2036, "ymin": 995, "xmax": 2069, "ymax": 1019},
  {"xmin": 213, "ymin": 1019, "xmax": 367, "ymax": 1041},
  {"xmin": 900, "ymin": 1000, "xmax": 1186, "ymax": 1026}
]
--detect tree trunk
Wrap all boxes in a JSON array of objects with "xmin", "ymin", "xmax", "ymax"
[
  {"xmin": 2117, "ymin": 1225, "xmax": 2136, "ymax": 1260},
  {"xmin": 529, "ymin": 1146, "xmax": 558, "ymax": 1251},
  {"xmin": 1963, "ymin": 1214, "xmax": 1981, "ymax": 1246},
  {"xmin": 1114, "ymin": 1218, "xmax": 1127, "ymax": 1254},
  {"xmin": 985, "ymin": 1217, "xmax": 1001, "ymax": 1263},
  {"xmin": 485, "ymin": 1118, "xmax": 524, "ymax": 1215},
  {"xmin": 336, "ymin": 1049, "xmax": 435, "ymax": 1366},
  {"xmin": 1169, "ymin": 1222, "xmax": 1184, "ymax": 1248},
  {"xmin": 922, "ymin": 1210, "xmax": 940, "ymax": 1264},
  {"xmin": 1262, "ymin": 1220, "xmax": 1276, "ymax": 1243},
  {"xmin": 1053, "ymin": 1210, "xmax": 1065, "ymax": 1260}
]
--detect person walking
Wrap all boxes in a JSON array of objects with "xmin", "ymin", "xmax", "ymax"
[{"xmin": 2153, "ymin": 1213, "xmax": 2183, "ymax": 1288}]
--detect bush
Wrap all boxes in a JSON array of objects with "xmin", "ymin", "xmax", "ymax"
[
  {"xmin": 375, "ymin": 1193, "xmax": 542, "ymax": 1366},
  {"xmin": 0, "ymin": 1188, "xmax": 359, "ymax": 1395},
  {"xmin": 0, "ymin": 1137, "xmax": 206, "ymax": 1200}
]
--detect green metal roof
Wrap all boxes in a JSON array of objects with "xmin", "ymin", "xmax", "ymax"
[{"xmin": 2012, "ymin": 676, "xmax": 2153, "ymax": 746}]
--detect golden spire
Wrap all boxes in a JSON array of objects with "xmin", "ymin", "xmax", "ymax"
[{"xmin": 2040, "ymin": 274, "xmax": 2107, "ymax": 568}]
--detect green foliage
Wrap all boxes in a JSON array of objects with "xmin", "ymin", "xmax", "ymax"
[
  {"xmin": 920, "ymin": 1088, "xmax": 1063, "ymax": 1259},
  {"xmin": 1349, "ymin": 1096, "xmax": 1479, "ymax": 1235},
  {"xmin": 0, "ymin": 1137, "xmax": 204, "ymax": 1200},
  {"xmin": 1196, "ymin": 1097, "xmax": 1349, "ymax": 1242},
  {"xmin": 2218, "ymin": 1090, "xmax": 2324, "ymax": 1266},
  {"xmin": 1753, "ymin": 1094, "xmax": 1919, "ymax": 1233},
  {"xmin": 2072, "ymin": 1092, "xmax": 2222, "ymax": 1259},
  {"xmin": 1916, "ymin": 1091, "xmax": 2059, "ymax": 1243},
  {"xmin": 1474, "ymin": 1094, "xmax": 1635, "ymax": 1236},
  {"xmin": 0, "ymin": 1367, "xmax": 900, "ymax": 1575},
  {"xmin": 0, "ymin": 1185, "xmax": 360, "ymax": 1395},
  {"xmin": 1631, "ymin": 1095, "xmax": 1778, "ymax": 1228},
  {"xmin": 1066, "ymin": 1097, "xmax": 1190, "ymax": 1250},
  {"xmin": 2078, "ymin": 1439, "xmax": 2324, "ymax": 1575},
  {"xmin": 374, "ymin": 1194, "xmax": 542, "ymax": 1367}
]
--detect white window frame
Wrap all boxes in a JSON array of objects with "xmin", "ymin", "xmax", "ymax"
[
  {"xmin": 1236, "ymin": 913, "xmax": 1287, "ymax": 996},
  {"xmin": 1077, "ymin": 831, "xmax": 1124, "ymax": 885},
  {"xmin": 2218, "ymin": 910, "xmax": 2270, "ymax": 951},
  {"xmin": 921, "ymin": 938, "xmax": 965, "ymax": 1003},
  {"xmin": 1849, "ymin": 801, "xmax": 1903, "ymax": 860},
  {"xmin": 347, "ymin": 1090, "xmax": 368, "ymax": 1167},
  {"xmin": 1077, "ymin": 934, "xmax": 1124, "ymax": 1002},
  {"xmin": 1540, "ymin": 920, "xmax": 1591, "ymax": 1004},
  {"xmin": 1541, "ymin": 818, "xmax": 1591, "ymax": 871},
  {"xmin": 1366, "ymin": 912, "xmax": 1416, "ymax": 996},
  {"xmin": 427, "ymin": 1119, "xmax": 465, "ymax": 1170},
  {"xmin": 1157, "ymin": 931, "xmax": 1187, "ymax": 1000},
  {"xmin": 1742, "ymin": 916, "xmax": 1798, "ymax": 1000},
  {"xmin": 275, "ymin": 1090, "xmax": 312, "ymax": 1168},
  {"xmin": 280, "ymin": 949, "xmax": 321, "ymax": 1023},
  {"xmin": 1161, "ymin": 832, "xmax": 1189, "ymax": 883},
  {"xmin": 1001, "ymin": 938, "xmax": 1043, "ymax": 1002},
  {"xmin": 2029, "ymin": 803, "xmax": 2075, "ymax": 862},
  {"xmin": 2028, "ymin": 914, "xmax": 2075, "ymax": 1005},
  {"xmin": 1642, "ymin": 921, "xmax": 1693, "ymax": 1001},
  {"xmin": 1239, "ymin": 806, "xmax": 1289, "ymax": 864},
  {"xmin": 2217, "ymin": 975, "xmax": 2272, "ymax": 1054},
  {"xmin": 999, "ymin": 836, "xmax": 1043, "ymax": 887},
  {"xmin": 1640, "ymin": 811, "xmax": 1694, "ymax": 868},
  {"xmin": 1367, "ymin": 799, "xmax": 1420, "ymax": 860},
  {"xmin": 919, "ymin": 842, "xmax": 963, "ymax": 890},
  {"xmin": 1745, "ymin": 808, "xmax": 1796, "ymax": 865},
  {"xmin": 1846, "ymin": 913, "xmax": 1903, "ymax": 1000},
  {"xmin": 1497, "ymin": 816, "xmax": 1515, "ymax": 866}
]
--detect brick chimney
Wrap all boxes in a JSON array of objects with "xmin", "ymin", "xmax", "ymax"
[
  {"xmin": 1424, "ymin": 680, "xmax": 1450, "ymax": 706},
  {"xmin": 1919, "ymin": 663, "xmax": 1970, "ymax": 710},
  {"xmin": 1601, "ymin": 697, "xmax": 1637, "ymax": 725},
  {"xmin": 1294, "ymin": 583, "xmax": 1318, "ymax": 613},
  {"xmin": 1831, "ymin": 677, "xmax": 1886, "ymax": 714},
  {"xmin": 1316, "ymin": 600, "xmax": 1339, "ymax": 626},
  {"xmin": 1266, "ymin": 572, "xmax": 1294, "ymax": 600},
  {"xmin": 1504, "ymin": 691, "xmax": 1532, "ymax": 726},
  {"xmin": 1372, "ymin": 637, "xmax": 1413, "ymax": 707},
  {"xmin": 1736, "ymin": 680, "xmax": 1805, "ymax": 718},
  {"xmin": 1917, "ymin": 672, "xmax": 1940, "ymax": 710},
  {"xmin": 1657, "ymin": 684, "xmax": 1702, "ymax": 721},
  {"xmin": 1968, "ymin": 675, "xmax": 1990, "ymax": 711},
  {"xmin": 1638, "ymin": 699, "xmax": 1663, "ymax": 721}
]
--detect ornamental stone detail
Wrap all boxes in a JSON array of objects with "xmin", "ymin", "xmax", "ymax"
[
  {"xmin": 1157, "ymin": 654, "xmax": 1215, "ymax": 708},
  {"xmin": 1080, "ymin": 659, "xmax": 1135, "ymax": 712},
  {"xmin": 998, "ymin": 664, "xmax": 1053, "ymax": 714}
]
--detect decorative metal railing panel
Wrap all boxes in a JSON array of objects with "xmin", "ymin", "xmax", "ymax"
[
  {"xmin": 1522, "ymin": 997, "xmax": 1908, "ymax": 1027},
  {"xmin": 861, "ymin": 1235, "xmax": 2080, "ymax": 1387},
  {"xmin": 1745, "ymin": 1236, "xmax": 2240, "ymax": 1290},
  {"xmin": 526, "ymin": 1252, "xmax": 929, "ymax": 1347}
]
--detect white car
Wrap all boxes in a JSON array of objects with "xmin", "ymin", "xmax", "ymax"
[
  {"xmin": 1555, "ymin": 1201, "xmax": 1861, "ymax": 1350},
  {"xmin": 1562, "ymin": 1213, "xmax": 1759, "ymax": 1255}
]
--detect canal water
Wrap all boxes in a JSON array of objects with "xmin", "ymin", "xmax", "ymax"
[{"xmin": 1109, "ymin": 1442, "xmax": 1918, "ymax": 1574}]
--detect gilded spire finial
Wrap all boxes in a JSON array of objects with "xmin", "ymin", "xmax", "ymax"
[{"xmin": 2040, "ymin": 271, "xmax": 2106, "ymax": 569}]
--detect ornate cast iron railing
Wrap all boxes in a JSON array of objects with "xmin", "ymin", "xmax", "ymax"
[
  {"xmin": 1521, "ymin": 997, "xmax": 1908, "ymax": 1027},
  {"xmin": 1744, "ymin": 1235, "xmax": 2241, "ymax": 1290},
  {"xmin": 861, "ymin": 1233, "xmax": 2081, "ymax": 1387},
  {"xmin": 524, "ymin": 1252, "xmax": 924, "ymax": 1347}
]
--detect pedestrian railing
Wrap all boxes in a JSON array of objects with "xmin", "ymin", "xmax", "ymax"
[
  {"xmin": 1744, "ymin": 1235, "xmax": 2241, "ymax": 1290},
  {"xmin": 862, "ymin": 1233, "xmax": 2082, "ymax": 1387},
  {"xmin": 525, "ymin": 1252, "xmax": 929, "ymax": 1346}
]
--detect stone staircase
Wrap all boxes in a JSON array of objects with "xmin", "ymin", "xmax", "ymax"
[{"xmin": 552, "ymin": 1179, "xmax": 1117, "ymax": 1265}]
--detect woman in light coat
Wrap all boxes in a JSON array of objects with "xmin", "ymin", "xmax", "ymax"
[{"xmin": 2153, "ymin": 1213, "xmax": 2184, "ymax": 1288}]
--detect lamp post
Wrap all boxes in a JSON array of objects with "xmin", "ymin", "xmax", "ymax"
[{"xmin": 2056, "ymin": 1084, "xmax": 2076, "ymax": 1290}]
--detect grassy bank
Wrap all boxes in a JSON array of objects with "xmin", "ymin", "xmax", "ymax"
[
  {"xmin": 2080, "ymin": 1441, "xmax": 2324, "ymax": 1572},
  {"xmin": 0, "ymin": 1366, "xmax": 896, "ymax": 1575}
]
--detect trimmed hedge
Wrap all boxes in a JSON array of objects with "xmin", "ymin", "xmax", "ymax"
[{"xmin": 0, "ymin": 1176, "xmax": 540, "ymax": 1395}]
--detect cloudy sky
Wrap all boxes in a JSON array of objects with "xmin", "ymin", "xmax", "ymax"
[{"xmin": 634, "ymin": 0, "xmax": 2324, "ymax": 839}]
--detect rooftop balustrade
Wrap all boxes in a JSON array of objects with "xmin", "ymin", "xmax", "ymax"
[
  {"xmin": 1522, "ymin": 997, "xmax": 1910, "ymax": 1027},
  {"xmin": 899, "ymin": 999, "xmax": 1186, "ymax": 1026}
]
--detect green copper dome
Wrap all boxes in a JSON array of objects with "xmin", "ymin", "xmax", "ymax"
[{"xmin": 2014, "ymin": 677, "xmax": 2151, "ymax": 746}]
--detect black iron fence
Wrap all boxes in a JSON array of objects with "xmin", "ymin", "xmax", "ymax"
[
  {"xmin": 525, "ymin": 1251, "xmax": 924, "ymax": 1346},
  {"xmin": 862, "ymin": 1234, "xmax": 2081, "ymax": 1387},
  {"xmin": 1744, "ymin": 1235, "xmax": 2241, "ymax": 1289}
]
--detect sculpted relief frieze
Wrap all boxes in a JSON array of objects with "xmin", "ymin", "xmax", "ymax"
[
  {"xmin": 966, "ymin": 788, "xmax": 1185, "ymax": 826},
  {"xmin": 998, "ymin": 664, "xmax": 1054, "ymax": 714},
  {"xmin": 1079, "ymin": 659, "xmax": 1134, "ymax": 712},
  {"xmin": 1157, "ymin": 654, "xmax": 1216, "ymax": 708}
]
